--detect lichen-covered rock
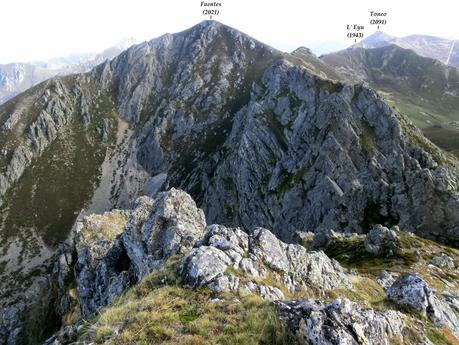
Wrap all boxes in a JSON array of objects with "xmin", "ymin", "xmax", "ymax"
[
  {"xmin": 181, "ymin": 224, "xmax": 351, "ymax": 298},
  {"xmin": 75, "ymin": 238, "xmax": 133, "ymax": 317},
  {"xmin": 181, "ymin": 246, "xmax": 233, "ymax": 288},
  {"xmin": 75, "ymin": 189, "xmax": 206, "ymax": 317},
  {"xmin": 364, "ymin": 224, "xmax": 398, "ymax": 255},
  {"xmin": 430, "ymin": 253, "xmax": 455, "ymax": 269},
  {"xmin": 387, "ymin": 274, "xmax": 459, "ymax": 337},
  {"xmin": 375, "ymin": 270, "xmax": 399, "ymax": 290},
  {"xmin": 122, "ymin": 188, "xmax": 206, "ymax": 280},
  {"xmin": 276, "ymin": 298, "xmax": 405, "ymax": 345}
]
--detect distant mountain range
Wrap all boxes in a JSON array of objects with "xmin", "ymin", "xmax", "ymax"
[
  {"xmin": 357, "ymin": 31, "xmax": 459, "ymax": 68},
  {"xmin": 0, "ymin": 38, "xmax": 136, "ymax": 105},
  {"xmin": 321, "ymin": 34, "xmax": 459, "ymax": 157},
  {"xmin": 1, "ymin": 23, "xmax": 459, "ymax": 345}
]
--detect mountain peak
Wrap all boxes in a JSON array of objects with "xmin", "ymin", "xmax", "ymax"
[
  {"xmin": 359, "ymin": 31, "xmax": 395, "ymax": 48},
  {"xmin": 291, "ymin": 46, "xmax": 315, "ymax": 56}
]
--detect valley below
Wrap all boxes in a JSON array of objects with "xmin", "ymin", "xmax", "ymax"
[{"xmin": 0, "ymin": 20, "xmax": 459, "ymax": 345}]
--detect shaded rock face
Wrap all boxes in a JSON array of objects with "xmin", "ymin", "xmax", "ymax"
[
  {"xmin": 0, "ymin": 74, "xmax": 117, "ymax": 344},
  {"xmin": 387, "ymin": 274, "xmax": 459, "ymax": 337},
  {"xmin": 0, "ymin": 243, "xmax": 74, "ymax": 345},
  {"xmin": 0, "ymin": 79, "xmax": 75, "ymax": 203},
  {"xmin": 75, "ymin": 238, "xmax": 133, "ymax": 317},
  {"xmin": 86, "ymin": 20, "xmax": 459, "ymax": 245},
  {"xmin": 1, "ymin": 20, "xmax": 459, "ymax": 345},
  {"xmin": 276, "ymin": 298, "xmax": 404, "ymax": 345},
  {"xmin": 181, "ymin": 224, "xmax": 351, "ymax": 297},
  {"xmin": 74, "ymin": 188, "xmax": 206, "ymax": 317}
]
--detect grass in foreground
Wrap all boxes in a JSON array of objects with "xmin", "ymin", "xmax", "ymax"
[{"xmin": 79, "ymin": 259, "xmax": 296, "ymax": 345}]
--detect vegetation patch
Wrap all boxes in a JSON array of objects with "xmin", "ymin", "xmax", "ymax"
[
  {"xmin": 426, "ymin": 327, "xmax": 459, "ymax": 345},
  {"xmin": 276, "ymin": 165, "xmax": 311, "ymax": 198},
  {"xmin": 77, "ymin": 211, "xmax": 128, "ymax": 245},
  {"xmin": 322, "ymin": 234, "xmax": 417, "ymax": 273},
  {"xmin": 358, "ymin": 121, "xmax": 376, "ymax": 153},
  {"xmin": 79, "ymin": 259, "xmax": 295, "ymax": 345}
]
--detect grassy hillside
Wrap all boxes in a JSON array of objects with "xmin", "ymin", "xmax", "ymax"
[{"xmin": 322, "ymin": 45, "xmax": 459, "ymax": 157}]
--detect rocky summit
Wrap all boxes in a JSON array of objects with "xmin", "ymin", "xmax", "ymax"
[{"xmin": 0, "ymin": 20, "xmax": 458, "ymax": 344}]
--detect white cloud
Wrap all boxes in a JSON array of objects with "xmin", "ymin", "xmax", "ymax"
[{"xmin": 0, "ymin": 0, "xmax": 458, "ymax": 63}]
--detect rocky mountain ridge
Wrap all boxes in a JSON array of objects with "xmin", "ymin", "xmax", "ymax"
[
  {"xmin": 0, "ymin": 38, "xmax": 136, "ymax": 105},
  {"xmin": 0, "ymin": 20, "xmax": 458, "ymax": 344},
  {"xmin": 357, "ymin": 31, "xmax": 459, "ymax": 68},
  {"xmin": 38, "ymin": 188, "xmax": 459, "ymax": 345},
  {"xmin": 321, "ymin": 43, "xmax": 459, "ymax": 158},
  {"xmin": 321, "ymin": 44, "xmax": 459, "ymax": 127}
]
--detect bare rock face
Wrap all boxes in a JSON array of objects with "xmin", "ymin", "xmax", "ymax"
[
  {"xmin": 2, "ymin": 20, "xmax": 459, "ymax": 345},
  {"xmin": 74, "ymin": 189, "xmax": 206, "ymax": 317},
  {"xmin": 0, "ymin": 79, "xmax": 75, "ymax": 205},
  {"xmin": 387, "ymin": 274, "xmax": 459, "ymax": 337},
  {"xmin": 123, "ymin": 188, "xmax": 206, "ymax": 280},
  {"xmin": 75, "ymin": 238, "xmax": 132, "ymax": 317},
  {"xmin": 181, "ymin": 224, "xmax": 351, "ymax": 298},
  {"xmin": 276, "ymin": 298, "xmax": 405, "ymax": 345}
]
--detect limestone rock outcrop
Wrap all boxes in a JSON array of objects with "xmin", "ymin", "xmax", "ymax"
[
  {"xmin": 181, "ymin": 224, "xmax": 352, "ymax": 297},
  {"xmin": 387, "ymin": 274, "xmax": 459, "ymax": 337},
  {"xmin": 276, "ymin": 298, "xmax": 405, "ymax": 345},
  {"xmin": 74, "ymin": 189, "xmax": 206, "ymax": 317}
]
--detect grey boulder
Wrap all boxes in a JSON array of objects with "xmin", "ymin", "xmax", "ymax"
[
  {"xmin": 122, "ymin": 188, "xmax": 206, "ymax": 280},
  {"xmin": 387, "ymin": 274, "xmax": 459, "ymax": 337},
  {"xmin": 276, "ymin": 298, "xmax": 405, "ymax": 345},
  {"xmin": 430, "ymin": 253, "xmax": 455, "ymax": 269},
  {"xmin": 364, "ymin": 224, "xmax": 398, "ymax": 255},
  {"xmin": 181, "ymin": 224, "xmax": 351, "ymax": 298}
]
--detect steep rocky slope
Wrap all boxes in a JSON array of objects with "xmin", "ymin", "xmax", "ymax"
[
  {"xmin": 1, "ymin": 20, "xmax": 459, "ymax": 344},
  {"xmin": 321, "ymin": 45, "xmax": 459, "ymax": 128},
  {"xmin": 322, "ymin": 44, "xmax": 459, "ymax": 157},
  {"xmin": 42, "ymin": 189, "xmax": 459, "ymax": 345},
  {"xmin": 0, "ymin": 39, "xmax": 135, "ymax": 105}
]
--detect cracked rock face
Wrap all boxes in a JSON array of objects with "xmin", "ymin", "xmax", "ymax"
[
  {"xmin": 122, "ymin": 188, "xmax": 206, "ymax": 280},
  {"xmin": 75, "ymin": 239, "xmax": 133, "ymax": 317},
  {"xmin": 387, "ymin": 274, "xmax": 459, "ymax": 337},
  {"xmin": 1, "ymin": 20, "xmax": 459, "ymax": 344},
  {"xmin": 181, "ymin": 224, "xmax": 352, "ymax": 297},
  {"xmin": 276, "ymin": 298, "xmax": 405, "ymax": 345},
  {"xmin": 74, "ymin": 188, "xmax": 207, "ymax": 317}
]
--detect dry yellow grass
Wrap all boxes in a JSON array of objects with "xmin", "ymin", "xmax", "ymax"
[
  {"xmin": 78, "ymin": 211, "xmax": 128, "ymax": 245},
  {"xmin": 79, "ymin": 260, "xmax": 295, "ymax": 345}
]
